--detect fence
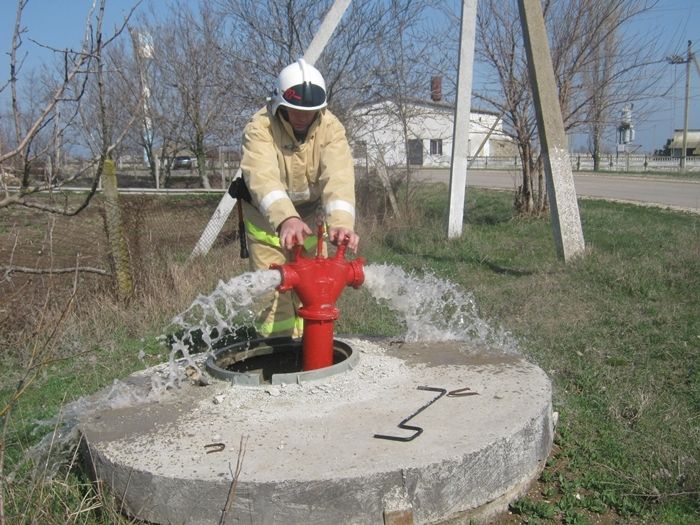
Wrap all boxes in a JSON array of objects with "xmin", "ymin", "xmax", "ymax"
[
  {"xmin": 464, "ymin": 154, "xmax": 700, "ymax": 173},
  {"xmin": 0, "ymin": 190, "xmax": 242, "ymax": 344},
  {"xmin": 2, "ymin": 150, "xmax": 698, "ymax": 344}
]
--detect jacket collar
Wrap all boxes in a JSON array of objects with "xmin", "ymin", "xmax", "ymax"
[{"xmin": 276, "ymin": 108, "xmax": 324, "ymax": 144}]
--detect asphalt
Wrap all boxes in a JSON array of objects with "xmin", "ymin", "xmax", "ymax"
[{"xmin": 416, "ymin": 169, "xmax": 700, "ymax": 212}]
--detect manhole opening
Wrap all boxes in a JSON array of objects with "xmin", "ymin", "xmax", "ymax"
[{"xmin": 205, "ymin": 337, "xmax": 358, "ymax": 385}]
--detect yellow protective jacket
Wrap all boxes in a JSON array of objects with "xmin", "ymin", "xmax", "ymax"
[{"xmin": 240, "ymin": 106, "xmax": 356, "ymax": 233}]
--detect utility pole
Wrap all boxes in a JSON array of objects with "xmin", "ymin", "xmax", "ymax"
[
  {"xmin": 681, "ymin": 40, "xmax": 691, "ymax": 171},
  {"xmin": 667, "ymin": 40, "xmax": 694, "ymax": 172},
  {"xmin": 130, "ymin": 29, "xmax": 156, "ymax": 185},
  {"xmin": 518, "ymin": 0, "xmax": 585, "ymax": 262},
  {"xmin": 447, "ymin": 0, "xmax": 477, "ymax": 239}
]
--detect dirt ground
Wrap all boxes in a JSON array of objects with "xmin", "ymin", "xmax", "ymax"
[{"xmin": 0, "ymin": 193, "xmax": 236, "ymax": 346}]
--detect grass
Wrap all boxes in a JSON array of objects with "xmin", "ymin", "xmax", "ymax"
[
  {"xmin": 574, "ymin": 169, "xmax": 700, "ymax": 181},
  {"xmin": 351, "ymin": 185, "xmax": 699, "ymax": 524},
  {"xmin": 1, "ymin": 186, "xmax": 699, "ymax": 524}
]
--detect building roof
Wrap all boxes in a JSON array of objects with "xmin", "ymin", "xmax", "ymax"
[{"xmin": 352, "ymin": 97, "xmax": 499, "ymax": 117}]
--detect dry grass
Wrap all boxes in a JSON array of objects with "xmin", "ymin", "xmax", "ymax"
[
  {"xmin": 0, "ymin": 192, "xmax": 253, "ymax": 523},
  {"xmin": 1, "ymin": 187, "xmax": 698, "ymax": 524}
]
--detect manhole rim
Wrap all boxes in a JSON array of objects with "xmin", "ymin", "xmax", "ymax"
[{"xmin": 205, "ymin": 337, "xmax": 359, "ymax": 385}]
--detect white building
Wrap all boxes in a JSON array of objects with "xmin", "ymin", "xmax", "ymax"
[{"xmin": 348, "ymin": 79, "xmax": 515, "ymax": 168}]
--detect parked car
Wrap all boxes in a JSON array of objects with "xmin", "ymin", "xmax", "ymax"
[{"xmin": 172, "ymin": 156, "xmax": 197, "ymax": 169}]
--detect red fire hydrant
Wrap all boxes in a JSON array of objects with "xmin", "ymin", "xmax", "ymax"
[{"xmin": 271, "ymin": 226, "xmax": 365, "ymax": 371}]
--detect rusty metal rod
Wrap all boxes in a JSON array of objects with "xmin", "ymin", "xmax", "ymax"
[{"xmin": 373, "ymin": 386, "xmax": 447, "ymax": 442}]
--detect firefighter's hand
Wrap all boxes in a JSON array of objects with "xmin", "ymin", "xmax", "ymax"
[
  {"xmin": 328, "ymin": 227, "xmax": 359, "ymax": 253},
  {"xmin": 278, "ymin": 217, "xmax": 312, "ymax": 250}
]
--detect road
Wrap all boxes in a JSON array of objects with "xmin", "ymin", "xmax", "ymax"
[{"xmin": 416, "ymin": 169, "xmax": 700, "ymax": 213}]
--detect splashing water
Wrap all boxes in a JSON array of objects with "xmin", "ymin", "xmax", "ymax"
[
  {"xmin": 21, "ymin": 263, "xmax": 519, "ymax": 478},
  {"xmin": 363, "ymin": 263, "xmax": 517, "ymax": 353},
  {"xmin": 152, "ymin": 263, "xmax": 518, "ymax": 395},
  {"xmin": 14, "ymin": 269, "xmax": 283, "ymax": 479},
  {"xmin": 152, "ymin": 269, "xmax": 282, "ymax": 394}
]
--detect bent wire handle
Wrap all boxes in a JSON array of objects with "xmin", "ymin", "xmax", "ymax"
[
  {"xmin": 204, "ymin": 442, "xmax": 226, "ymax": 454},
  {"xmin": 373, "ymin": 386, "xmax": 447, "ymax": 442},
  {"xmin": 447, "ymin": 387, "xmax": 479, "ymax": 397}
]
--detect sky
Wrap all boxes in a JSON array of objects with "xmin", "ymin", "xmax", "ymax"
[
  {"xmin": 589, "ymin": 0, "xmax": 700, "ymax": 154},
  {"xmin": 0, "ymin": 0, "xmax": 698, "ymax": 154}
]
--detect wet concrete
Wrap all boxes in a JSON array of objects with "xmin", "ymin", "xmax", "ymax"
[{"xmin": 79, "ymin": 338, "xmax": 554, "ymax": 524}]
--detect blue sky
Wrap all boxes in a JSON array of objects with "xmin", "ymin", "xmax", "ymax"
[
  {"xmin": 0, "ymin": 0, "xmax": 698, "ymax": 153},
  {"xmin": 597, "ymin": 0, "xmax": 699, "ymax": 153}
]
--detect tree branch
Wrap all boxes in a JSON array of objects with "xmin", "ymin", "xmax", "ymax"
[{"xmin": 1, "ymin": 264, "xmax": 111, "ymax": 280}]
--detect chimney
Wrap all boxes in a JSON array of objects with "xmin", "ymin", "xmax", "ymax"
[{"xmin": 430, "ymin": 76, "xmax": 442, "ymax": 102}]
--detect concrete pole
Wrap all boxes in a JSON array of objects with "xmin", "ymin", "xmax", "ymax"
[
  {"xmin": 518, "ymin": 0, "xmax": 585, "ymax": 262},
  {"xmin": 681, "ymin": 40, "xmax": 691, "ymax": 172},
  {"xmin": 447, "ymin": 0, "xmax": 477, "ymax": 239},
  {"xmin": 303, "ymin": 0, "xmax": 352, "ymax": 66}
]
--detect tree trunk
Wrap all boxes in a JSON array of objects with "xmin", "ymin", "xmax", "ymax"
[
  {"xmin": 197, "ymin": 155, "xmax": 210, "ymax": 189},
  {"xmin": 146, "ymin": 144, "xmax": 159, "ymax": 187},
  {"xmin": 515, "ymin": 143, "xmax": 535, "ymax": 214},
  {"xmin": 102, "ymin": 159, "xmax": 134, "ymax": 301},
  {"xmin": 194, "ymin": 134, "xmax": 210, "ymax": 189},
  {"xmin": 536, "ymin": 156, "xmax": 547, "ymax": 213},
  {"xmin": 376, "ymin": 164, "xmax": 402, "ymax": 220}
]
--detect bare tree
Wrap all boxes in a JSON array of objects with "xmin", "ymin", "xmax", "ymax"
[
  {"xmin": 216, "ymin": 0, "xmax": 439, "ymax": 116},
  {"xmin": 474, "ymin": 0, "xmax": 659, "ymax": 214},
  {"xmin": 360, "ymin": 0, "xmax": 448, "ymax": 214},
  {"xmin": 217, "ymin": 0, "xmax": 446, "ymax": 217},
  {"xmin": 0, "ymin": 0, "xmax": 140, "ymax": 213},
  {"xmin": 576, "ymin": 2, "xmax": 661, "ymax": 170},
  {"xmin": 115, "ymin": 26, "xmax": 190, "ymax": 187},
  {"xmin": 0, "ymin": 3, "xmax": 141, "ymax": 521},
  {"xmin": 140, "ymin": 0, "xmax": 243, "ymax": 189}
]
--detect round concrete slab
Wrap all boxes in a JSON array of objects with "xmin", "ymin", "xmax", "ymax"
[{"xmin": 79, "ymin": 338, "xmax": 554, "ymax": 525}]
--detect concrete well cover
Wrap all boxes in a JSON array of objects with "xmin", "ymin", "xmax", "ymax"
[{"xmin": 79, "ymin": 338, "xmax": 554, "ymax": 525}]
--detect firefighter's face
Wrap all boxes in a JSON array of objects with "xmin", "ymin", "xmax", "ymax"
[{"xmin": 286, "ymin": 108, "xmax": 317, "ymax": 132}]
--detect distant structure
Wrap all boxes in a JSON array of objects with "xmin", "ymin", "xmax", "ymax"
[
  {"xmin": 616, "ymin": 104, "xmax": 635, "ymax": 152},
  {"xmin": 349, "ymin": 76, "xmax": 516, "ymax": 168},
  {"xmin": 659, "ymin": 129, "xmax": 700, "ymax": 157},
  {"xmin": 130, "ymin": 29, "xmax": 155, "ymax": 166}
]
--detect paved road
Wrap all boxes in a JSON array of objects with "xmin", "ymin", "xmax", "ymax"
[{"xmin": 416, "ymin": 169, "xmax": 700, "ymax": 213}]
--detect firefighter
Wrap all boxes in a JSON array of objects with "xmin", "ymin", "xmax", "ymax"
[{"xmin": 239, "ymin": 58, "xmax": 359, "ymax": 338}]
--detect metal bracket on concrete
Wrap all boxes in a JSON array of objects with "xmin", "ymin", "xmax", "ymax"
[{"xmin": 374, "ymin": 386, "xmax": 447, "ymax": 442}]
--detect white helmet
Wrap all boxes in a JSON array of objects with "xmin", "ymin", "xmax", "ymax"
[{"xmin": 270, "ymin": 58, "xmax": 327, "ymax": 115}]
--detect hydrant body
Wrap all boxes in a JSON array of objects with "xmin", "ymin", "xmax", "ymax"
[{"xmin": 271, "ymin": 235, "xmax": 364, "ymax": 371}]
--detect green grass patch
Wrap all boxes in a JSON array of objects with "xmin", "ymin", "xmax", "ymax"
[
  {"xmin": 2, "ymin": 187, "xmax": 698, "ymax": 523},
  {"xmin": 359, "ymin": 186, "xmax": 699, "ymax": 524}
]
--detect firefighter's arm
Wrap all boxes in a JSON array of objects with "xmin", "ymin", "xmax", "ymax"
[
  {"xmin": 318, "ymin": 116, "xmax": 357, "ymax": 241},
  {"xmin": 240, "ymin": 118, "xmax": 299, "ymax": 230}
]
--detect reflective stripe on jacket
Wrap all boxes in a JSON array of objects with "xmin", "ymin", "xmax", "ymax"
[
  {"xmin": 245, "ymin": 219, "xmax": 319, "ymax": 252},
  {"xmin": 240, "ymin": 106, "xmax": 356, "ymax": 232},
  {"xmin": 256, "ymin": 315, "xmax": 304, "ymax": 338}
]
